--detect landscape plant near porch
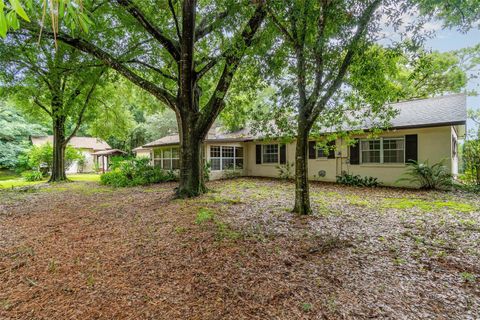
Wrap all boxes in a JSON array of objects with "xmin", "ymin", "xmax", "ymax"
[{"xmin": 397, "ymin": 160, "xmax": 453, "ymax": 190}]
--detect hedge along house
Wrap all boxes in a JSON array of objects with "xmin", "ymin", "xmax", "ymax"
[{"xmin": 138, "ymin": 94, "xmax": 467, "ymax": 187}]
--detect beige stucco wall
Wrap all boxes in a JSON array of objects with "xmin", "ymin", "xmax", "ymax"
[
  {"xmin": 140, "ymin": 125, "xmax": 456, "ymax": 187},
  {"xmin": 135, "ymin": 149, "xmax": 152, "ymax": 159},
  {"xmin": 67, "ymin": 148, "xmax": 95, "ymax": 173},
  {"xmin": 246, "ymin": 126, "xmax": 455, "ymax": 187}
]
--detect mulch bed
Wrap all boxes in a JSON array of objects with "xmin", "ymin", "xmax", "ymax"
[{"xmin": 0, "ymin": 178, "xmax": 479, "ymax": 319}]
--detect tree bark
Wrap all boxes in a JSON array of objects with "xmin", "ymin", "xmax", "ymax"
[
  {"xmin": 49, "ymin": 115, "xmax": 68, "ymax": 182},
  {"xmin": 176, "ymin": 110, "xmax": 206, "ymax": 197},
  {"xmin": 476, "ymin": 167, "xmax": 480, "ymax": 185},
  {"xmin": 293, "ymin": 119, "xmax": 312, "ymax": 215}
]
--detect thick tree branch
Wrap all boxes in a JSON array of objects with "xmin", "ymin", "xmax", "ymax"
[
  {"xmin": 179, "ymin": 0, "xmax": 197, "ymax": 113},
  {"xmin": 267, "ymin": 6, "xmax": 296, "ymax": 45},
  {"xmin": 310, "ymin": 0, "xmax": 382, "ymax": 122},
  {"xmin": 305, "ymin": 0, "xmax": 329, "ymax": 110},
  {"xmin": 168, "ymin": 0, "xmax": 182, "ymax": 41},
  {"xmin": 195, "ymin": 55, "xmax": 221, "ymax": 80},
  {"xmin": 66, "ymin": 69, "xmax": 106, "ymax": 144},
  {"xmin": 33, "ymin": 97, "xmax": 52, "ymax": 116},
  {"xmin": 126, "ymin": 59, "xmax": 178, "ymax": 81},
  {"xmin": 116, "ymin": 0, "xmax": 181, "ymax": 61},
  {"xmin": 197, "ymin": 3, "xmax": 266, "ymax": 136},
  {"xmin": 195, "ymin": 9, "xmax": 229, "ymax": 41},
  {"xmin": 48, "ymin": 31, "xmax": 178, "ymax": 111}
]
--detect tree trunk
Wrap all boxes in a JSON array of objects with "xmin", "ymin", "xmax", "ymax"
[
  {"xmin": 49, "ymin": 117, "xmax": 68, "ymax": 182},
  {"xmin": 176, "ymin": 111, "xmax": 206, "ymax": 197},
  {"xmin": 293, "ymin": 126, "xmax": 312, "ymax": 215},
  {"xmin": 476, "ymin": 167, "xmax": 480, "ymax": 185}
]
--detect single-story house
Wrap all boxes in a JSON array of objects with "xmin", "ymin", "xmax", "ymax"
[
  {"xmin": 137, "ymin": 94, "xmax": 467, "ymax": 187},
  {"xmin": 31, "ymin": 136, "xmax": 112, "ymax": 173}
]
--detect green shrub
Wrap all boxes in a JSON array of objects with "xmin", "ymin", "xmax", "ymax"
[
  {"xmin": 336, "ymin": 172, "xmax": 380, "ymax": 187},
  {"xmin": 462, "ymin": 138, "xmax": 480, "ymax": 186},
  {"xmin": 276, "ymin": 162, "xmax": 294, "ymax": 180},
  {"xmin": 204, "ymin": 161, "xmax": 211, "ymax": 182},
  {"xmin": 397, "ymin": 160, "xmax": 452, "ymax": 190},
  {"xmin": 76, "ymin": 154, "xmax": 87, "ymax": 173},
  {"xmin": 100, "ymin": 157, "xmax": 177, "ymax": 187},
  {"xmin": 21, "ymin": 170, "xmax": 43, "ymax": 182},
  {"xmin": 27, "ymin": 143, "xmax": 83, "ymax": 172}
]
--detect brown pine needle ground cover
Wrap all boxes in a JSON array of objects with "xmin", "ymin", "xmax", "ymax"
[{"xmin": 0, "ymin": 178, "xmax": 479, "ymax": 319}]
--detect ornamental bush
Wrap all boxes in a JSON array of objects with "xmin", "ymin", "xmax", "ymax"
[
  {"xmin": 27, "ymin": 143, "xmax": 83, "ymax": 172},
  {"xmin": 21, "ymin": 170, "xmax": 43, "ymax": 182},
  {"xmin": 397, "ymin": 160, "xmax": 452, "ymax": 190},
  {"xmin": 100, "ymin": 157, "xmax": 177, "ymax": 187},
  {"xmin": 336, "ymin": 172, "xmax": 380, "ymax": 187}
]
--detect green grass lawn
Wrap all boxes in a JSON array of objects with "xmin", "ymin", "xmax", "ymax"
[
  {"xmin": 0, "ymin": 169, "xmax": 20, "ymax": 181},
  {"xmin": 0, "ymin": 173, "xmax": 100, "ymax": 189}
]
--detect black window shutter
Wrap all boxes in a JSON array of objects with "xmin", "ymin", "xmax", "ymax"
[
  {"xmin": 256, "ymin": 145, "xmax": 262, "ymax": 164},
  {"xmin": 327, "ymin": 141, "xmax": 336, "ymax": 159},
  {"xmin": 308, "ymin": 141, "xmax": 316, "ymax": 159},
  {"xmin": 349, "ymin": 139, "xmax": 360, "ymax": 165},
  {"xmin": 405, "ymin": 134, "xmax": 418, "ymax": 163},
  {"xmin": 280, "ymin": 144, "xmax": 286, "ymax": 164}
]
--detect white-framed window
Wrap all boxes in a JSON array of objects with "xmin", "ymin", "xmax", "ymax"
[
  {"xmin": 153, "ymin": 147, "xmax": 180, "ymax": 170},
  {"xmin": 210, "ymin": 146, "xmax": 243, "ymax": 171},
  {"xmin": 360, "ymin": 137, "xmax": 404, "ymax": 164},
  {"xmin": 262, "ymin": 144, "xmax": 279, "ymax": 164}
]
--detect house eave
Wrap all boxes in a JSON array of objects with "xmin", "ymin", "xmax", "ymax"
[{"xmin": 142, "ymin": 121, "xmax": 466, "ymax": 148}]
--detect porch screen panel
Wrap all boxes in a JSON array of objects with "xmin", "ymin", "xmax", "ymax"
[
  {"xmin": 210, "ymin": 146, "xmax": 221, "ymax": 170},
  {"xmin": 222, "ymin": 146, "xmax": 234, "ymax": 170},
  {"xmin": 163, "ymin": 149, "xmax": 172, "ymax": 170},
  {"xmin": 153, "ymin": 148, "xmax": 162, "ymax": 167},
  {"xmin": 209, "ymin": 146, "xmax": 244, "ymax": 171},
  {"xmin": 153, "ymin": 147, "xmax": 180, "ymax": 170}
]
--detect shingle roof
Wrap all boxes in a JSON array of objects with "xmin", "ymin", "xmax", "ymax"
[
  {"xmin": 387, "ymin": 93, "xmax": 466, "ymax": 128},
  {"xmin": 143, "ymin": 134, "xmax": 180, "ymax": 147},
  {"xmin": 91, "ymin": 149, "xmax": 127, "ymax": 156},
  {"xmin": 141, "ymin": 94, "xmax": 467, "ymax": 147},
  {"xmin": 142, "ymin": 128, "xmax": 254, "ymax": 148},
  {"xmin": 31, "ymin": 136, "xmax": 111, "ymax": 150}
]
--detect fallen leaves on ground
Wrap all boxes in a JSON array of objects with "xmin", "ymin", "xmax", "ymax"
[{"xmin": 0, "ymin": 178, "xmax": 479, "ymax": 319}]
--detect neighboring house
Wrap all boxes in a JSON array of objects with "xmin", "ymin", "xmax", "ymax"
[
  {"xmin": 133, "ymin": 146, "xmax": 152, "ymax": 159},
  {"xmin": 137, "ymin": 94, "xmax": 467, "ymax": 187},
  {"xmin": 31, "ymin": 136, "xmax": 112, "ymax": 173}
]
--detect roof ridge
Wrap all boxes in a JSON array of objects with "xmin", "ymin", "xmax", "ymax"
[{"xmin": 390, "ymin": 93, "xmax": 466, "ymax": 106}]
